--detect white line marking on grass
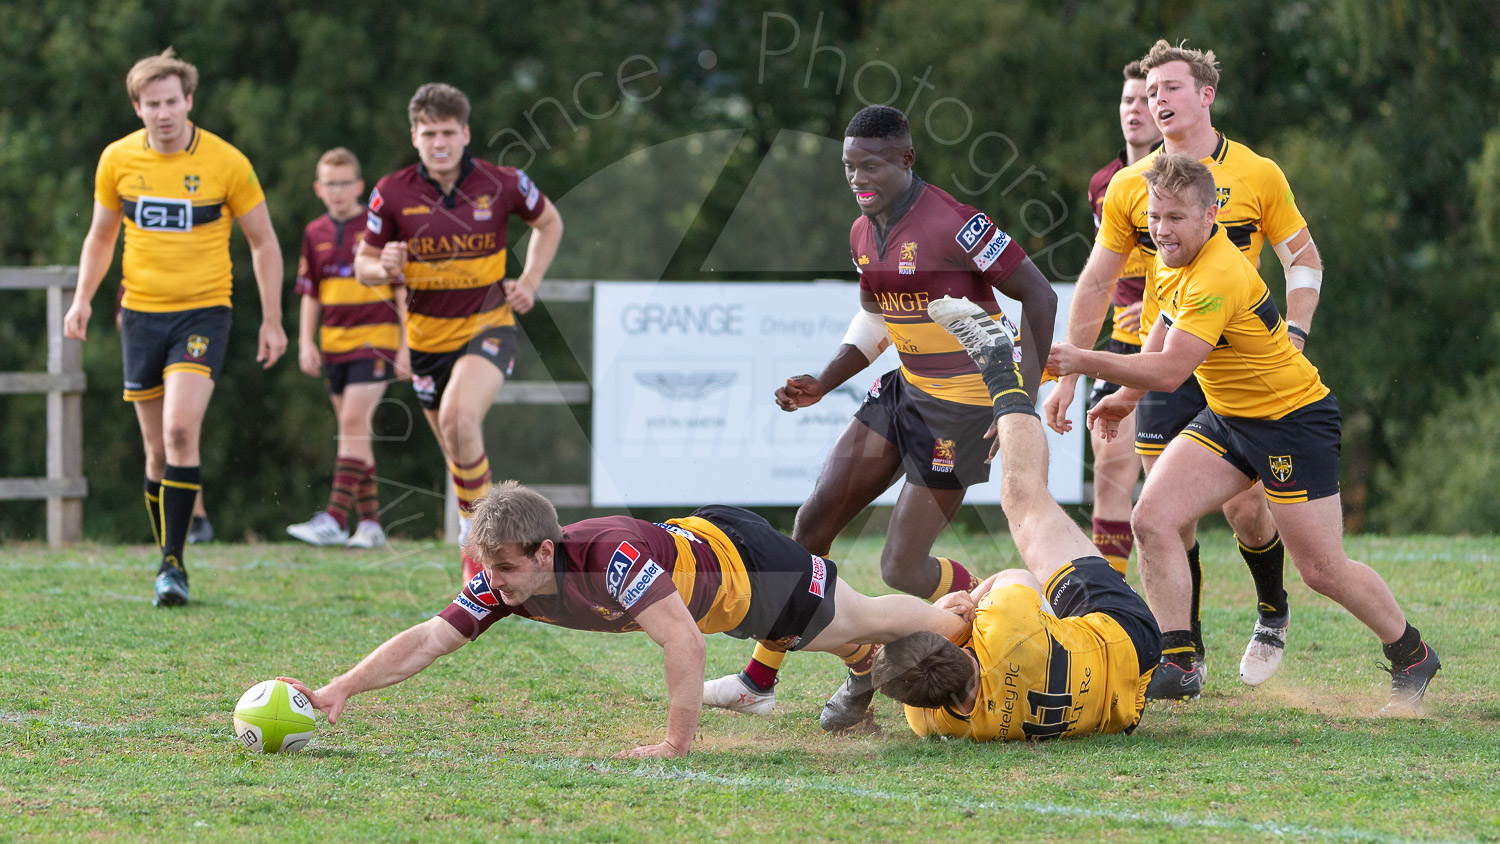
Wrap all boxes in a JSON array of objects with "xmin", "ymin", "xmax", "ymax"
[{"xmin": 0, "ymin": 713, "xmax": 1476, "ymax": 844}]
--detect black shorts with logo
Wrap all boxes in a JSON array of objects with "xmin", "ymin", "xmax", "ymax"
[
  {"xmin": 1134, "ymin": 375, "xmax": 1207, "ymax": 457},
  {"xmin": 1180, "ymin": 395, "xmax": 1342, "ymax": 504},
  {"xmin": 1087, "ymin": 338, "xmax": 1142, "ymax": 410},
  {"xmin": 407, "ymin": 326, "xmax": 517, "ymax": 410},
  {"xmin": 324, "ymin": 355, "xmax": 396, "ymax": 395},
  {"xmin": 693, "ymin": 505, "xmax": 839, "ymax": 651},
  {"xmin": 119, "ymin": 306, "xmax": 232, "ymax": 402},
  {"xmin": 853, "ymin": 370, "xmax": 993, "ymax": 490},
  {"xmin": 1046, "ymin": 556, "xmax": 1161, "ymax": 675}
]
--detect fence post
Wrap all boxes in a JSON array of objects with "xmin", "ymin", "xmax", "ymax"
[{"xmin": 47, "ymin": 276, "xmax": 85, "ymax": 545}]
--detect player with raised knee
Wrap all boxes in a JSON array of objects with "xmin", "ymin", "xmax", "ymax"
[
  {"xmin": 356, "ymin": 83, "xmax": 563, "ymax": 565},
  {"xmin": 1044, "ymin": 40, "xmax": 1321, "ymax": 694},
  {"xmin": 869, "ymin": 295, "xmax": 1161, "ymax": 741},
  {"xmin": 1048, "ymin": 153, "xmax": 1440, "ymax": 714},
  {"xmin": 287, "ymin": 147, "xmax": 406, "ymax": 549},
  {"xmin": 1083, "ymin": 60, "xmax": 1161, "ymax": 576},
  {"xmin": 703, "ymin": 105, "xmax": 1057, "ymax": 732},
  {"xmin": 64, "ymin": 48, "xmax": 285, "ymax": 606},
  {"xmin": 282, "ymin": 482, "xmax": 970, "ymax": 758}
]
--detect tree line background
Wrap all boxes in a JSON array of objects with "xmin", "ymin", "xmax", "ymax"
[{"xmin": 2, "ymin": 0, "xmax": 1498, "ymax": 541}]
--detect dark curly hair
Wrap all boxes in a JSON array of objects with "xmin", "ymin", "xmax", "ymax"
[{"xmin": 845, "ymin": 105, "xmax": 911, "ymax": 143}]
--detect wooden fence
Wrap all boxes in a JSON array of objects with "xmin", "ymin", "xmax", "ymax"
[{"xmin": 0, "ymin": 266, "xmax": 87, "ymax": 546}]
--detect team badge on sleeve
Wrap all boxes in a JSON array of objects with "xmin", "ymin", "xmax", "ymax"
[
  {"xmin": 516, "ymin": 169, "xmax": 540, "ymax": 211},
  {"xmin": 955, "ymin": 213, "xmax": 993, "ymax": 250},
  {"xmin": 454, "ymin": 571, "xmax": 498, "ymax": 619},
  {"xmin": 606, "ymin": 542, "xmax": 641, "ymax": 594},
  {"xmin": 616, "ymin": 560, "xmax": 664, "ymax": 608}
]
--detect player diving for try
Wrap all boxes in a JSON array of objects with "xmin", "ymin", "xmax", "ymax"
[{"xmin": 281, "ymin": 485, "xmax": 971, "ymax": 757}]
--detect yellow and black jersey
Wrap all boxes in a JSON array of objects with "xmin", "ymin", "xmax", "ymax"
[
  {"xmin": 903, "ymin": 583, "xmax": 1148, "ymax": 741},
  {"xmin": 1097, "ymin": 133, "xmax": 1307, "ymax": 341},
  {"xmin": 1149, "ymin": 227, "xmax": 1328, "ymax": 419},
  {"xmin": 95, "ymin": 126, "xmax": 265, "ymax": 312}
]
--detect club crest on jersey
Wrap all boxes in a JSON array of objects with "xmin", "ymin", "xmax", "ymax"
[
  {"xmin": 590, "ymin": 605, "xmax": 625, "ymax": 621},
  {"xmin": 955, "ymin": 213, "xmax": 992, "ymax": 250},
  {"xmin": 1215, "ymin": 187, "xmax": 1231, "ymax": 209},
  {"xmin": 606, "ymin": 542, "xmax": 642, "ymax": 595},
  {"xmin": 1269, "ymin": 455, "xmax": 1293, "ymax": 484},
  {"xmin": 900, "ymin": 241, "xmax": 918, "ymax": 261},
  {"xmin": 858, "ymin": 254, "xmax": 870, "ymax": 265},
  {"xmin": 932, "ymin": 438, "xmax": 956, "ymax": 473},
  {"xmin": 474, "ymin": 194, "xmax": 493, "ymax": 221},
  {"xmin": 182, "ymin": 174, "xmax": 200, "ymax": 194},
  {"xmin": 186, "ymin": 335, "xmax": 209, "ymax": 359}
]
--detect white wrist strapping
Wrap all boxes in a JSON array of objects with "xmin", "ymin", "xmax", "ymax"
[
  {"xmin": 1284, "ymin": 264, "xmax": 1323, "ymax": 294},
  {"xmin": 842, "ymin": 308, "xmax": 891, "ymax": 362}
]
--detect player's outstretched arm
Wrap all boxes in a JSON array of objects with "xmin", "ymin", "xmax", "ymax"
[
  {"xmin": 617, "ymin": 598, "xmax": 706, "ymax": 759},
  {"xmin": 238, "ymin": 202, "xmax": 287, "ymax": 368},
  {"xmin": 280, "ymin": 616, "xmax": 468, "ymax": 725},
  {"xmin": 64, "ymin": 202, "xmax": 124, "ymax": 343},
  {"xmin": 1041, "ymin": 243, "xmax": 1130, "ymax": 432},
  {"xmin": 776, "ymin": 293, "xmax": 884, "ymax": 412}
]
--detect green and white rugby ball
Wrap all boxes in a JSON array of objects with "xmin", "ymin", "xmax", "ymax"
[{"xmin": 233, "ymin": 679, "xmax": 316, "ymax": 754}]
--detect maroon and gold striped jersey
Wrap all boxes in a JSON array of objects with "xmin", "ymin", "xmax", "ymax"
[
  {"xmin": 296, "ymin": 209, "xmax": 401, "ymax": 363},
  {"xmin": 851, "ymin": 178, "xmax": 1029, "ymax": 407},
  {"xmin": 438, "ymin": 516, "xmax": 752, "ymax": 640},
  {"xmin": 363, "ymin": 155, "xmax": 547, "ymax": 353}
]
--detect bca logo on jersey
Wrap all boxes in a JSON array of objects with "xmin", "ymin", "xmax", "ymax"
[
  {"xmin": 186, "ymin": 335, "xmax": 209, "ymax": 358},
  {"xmin": 955, "ymin": 213, "xmax": 992, "ymax": 250},
  {"xmin": 1269, "ymin": 455, "xmax": 1294, "ymax": 483},
  {"xmin": 606, "ymin": 541, "xmax": 641, "ymax": 594}
]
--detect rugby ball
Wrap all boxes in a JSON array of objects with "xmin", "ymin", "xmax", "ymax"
[{"xmin": 233, "ymin": 679, "xmax": 316, "ymax": 754}]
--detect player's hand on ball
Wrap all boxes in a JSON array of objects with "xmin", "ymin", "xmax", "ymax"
[
  {"xmin": 774, "ymin": 375, "xmax": 826, "ymax": 411},
  {"xmin": 616, "ymin": 741, "xmax": 686, "ymax": 759},
  {"xmin": 276, "ymin": 676, "xmax": 346, "ymax": 725}
]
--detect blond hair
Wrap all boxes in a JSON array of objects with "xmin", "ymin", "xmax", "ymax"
[
  {"xmin": 465, "ymin": 481, "xmax": 563, "ymax": 559},
  {"xmin": 316, "ymin": 147, "xmax": 362, "ymax": 180},
  {"xmin": 1139, "ymin": 39, "xmax": 1220, "ymax": 90},
  {"xmin": 1142, "ymin": 153, "xmax": 1218, "ymax": 212},
  {"xmin": 408, "ymin": 82, "xmax": 471, "ymax": 127},
  {"xmin": 126, "ymin": 48, "xmax": 198, "ymax": 102},
  {"xmin": 1122, "ymin": 59, "xmax": 1146, "ymax": 82}
]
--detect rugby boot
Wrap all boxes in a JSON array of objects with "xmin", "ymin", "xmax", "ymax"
[{"xmin": 702, "ymin": 672, "xmax": 775, "ymax": 716}]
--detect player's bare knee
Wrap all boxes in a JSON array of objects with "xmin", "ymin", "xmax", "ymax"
[
  {"xmin": 163, "ymin": 421, "xmax": 197, "ymax": 455},
  {"xmin": 878, "ymin": 556, "xmax": 927, "ymax": 596},
  {"xmin": 1294, "ymin": 555, "xmax": 1346, "ymax": 598}
]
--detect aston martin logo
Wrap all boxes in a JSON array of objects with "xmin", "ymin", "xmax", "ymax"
[
  {"xmin": 1269, "ymin": 455, "xmax": 1293, "ymax": 483},
  {"xmin": 633, "ymin": 371, "xmax": 737, "ymax": 400}
]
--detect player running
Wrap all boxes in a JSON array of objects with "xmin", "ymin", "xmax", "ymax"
[
  {"xmin": 873, "ymin": 295, "xmax": 1161, "ymax": 741},
  {"xmin": 1082, "ymin": 60, "xmax": 1161, "ymax": 576},
  {"xmin": 286, "ymin": 147, "xmax": 407, "ymax": 549},
  {"xmin": 1043, "ymin": 40, "xmax": 1321, "ymax": 695},
  {"xmin": 63, "ymin": 48, "xmax": 285, "ymax": 606},
  {"xmin": 281, "ymin": 483, "xmax": 970, "ymax": 758},
  {"xmin": 356, "ymin": 83, "xmax": 563, "ymax": 565},
  {"xmin": 1047, "ymin": 153, "xmax": 1440, "ymax": 714},
  {"xmin": 703, "ymin": 105, "xmax": 1057, "ymax": 732}
]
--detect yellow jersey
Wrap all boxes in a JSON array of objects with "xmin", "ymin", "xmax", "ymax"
[
  {"xmin": 95, "ymin": 126, "xmax": 265, "ymax": 312},
  {"xmin": 1149, "ymin": 227, "xmax": 1329, "ymax": 419},
  {"xmin": 903, "ymin": 583, "xmax": 1148, "ymax": 741},
  {"xmin": 1097, "ymin": 133, "xmax": 1307, "ymax": 341}
]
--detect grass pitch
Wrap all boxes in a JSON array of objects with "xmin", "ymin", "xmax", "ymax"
[{"xmin": 3, "ymin": 529, "xmax": 1498, "ymax": 842}]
